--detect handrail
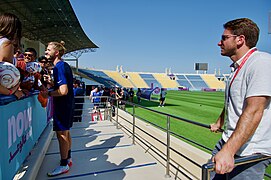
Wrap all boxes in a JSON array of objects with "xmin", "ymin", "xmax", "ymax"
[
  {"xmin": 201, "ymin": 154, "xmax": 271, "ymax": 180},
  {"xmin": 118, "ymin": 98, "xmax": 215, "ymax": 152},
  {"xmin": 104, "ymin": 96, "xmax": 271, "ymax": 179},
  {"xmin": 113, "ymin": 97, "xmax": 211, "ymax": 130}
]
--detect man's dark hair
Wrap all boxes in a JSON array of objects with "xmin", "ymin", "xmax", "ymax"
[
  {"xmin": 38, "ymin": 55, "xmax": 47, "ymax": 62},
  {"xmin": 25, "ymin": 47, "xmax": 37, "ymax": 57},
  {"xmin": 224, "ymin": 18, "xmax": 259, "ymax": 48},
  {"xmin": 74, "ymin": 80, "xmax": 81, "ymax": 86}
]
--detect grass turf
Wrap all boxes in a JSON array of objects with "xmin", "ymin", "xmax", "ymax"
[
  {"xmin": 125, "ymin": 90, "xmax": 271, "ymax": 177},
  {"xmin": 127, "ymin": 90, "xmax": 224, "ymax": 151}
]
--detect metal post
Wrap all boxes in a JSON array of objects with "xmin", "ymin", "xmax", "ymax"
[
  {"xmin": 104, "ymin": 97, "xmax": 107, "ymax": 120},
  {"xmin": 116, "ymin": 100, "xmax": 119, "ymax": 129},
  {"xmin": 132, "ymin": 105, "xmax": 135, "ymax": 145},
  {"xmin": 201, "ymin": 164, "xmax": 210, "ymax": 180},
  {"xmin": 165, "ymin": 115, "xmax": 171, "ymax": 178},
  {"xmin": 109, "ymin": 103, "xmax": 111, "ymax": 122}
]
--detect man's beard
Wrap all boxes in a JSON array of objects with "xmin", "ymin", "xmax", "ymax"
[
  {"xmin": 221, "ymin": 47, "xmax": 236, "ymax": 57},
  {"xmin": 46, "ymin": 54, "xmax": 55, "ymax": 61}
]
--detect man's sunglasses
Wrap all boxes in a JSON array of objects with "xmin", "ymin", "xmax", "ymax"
[
  {"xmin": 24, "ymin": 53, "xmax": 33, "ymax": 57},
  {"xmin": 221, "ymin": 34, "xmax": 238, "ymax": 41}
]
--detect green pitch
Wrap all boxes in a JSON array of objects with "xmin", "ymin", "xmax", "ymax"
[
  {"xmin": 127, "ymin": 90, "xmax": 224, "ymax": 151},
  {"xmin": 125, "ymin": 90, "xmax": 271, "ymax": 177}
]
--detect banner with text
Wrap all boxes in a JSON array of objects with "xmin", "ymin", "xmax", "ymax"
[{"xmin": 0, "ymin": 95, "xmax": 48, "ymax": 180}]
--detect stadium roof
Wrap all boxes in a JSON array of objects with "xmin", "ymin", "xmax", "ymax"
[{"xmin": 0, "ymin": 0, "xmax": 98, "ymax": 54}]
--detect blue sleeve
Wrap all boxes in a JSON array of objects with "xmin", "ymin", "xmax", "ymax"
[{"xmin": 56, "ymin": 62, "xmax": 67, "ymax": 87}]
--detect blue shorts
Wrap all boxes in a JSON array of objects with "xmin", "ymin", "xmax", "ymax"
[{"xmin": 53, "ymin": 107, "xmax": 74, "ymax": 131}]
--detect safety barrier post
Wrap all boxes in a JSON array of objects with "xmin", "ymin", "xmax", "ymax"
[
  {"xmin": 165, "ymin": 115, "xmax": 171, "ymax": 178},
  {"xmin": 116, "ymin": 100, "xmax": 119, "ymax": 129},
  {"xmin": 107, "ymin": 99, "xmax": 114, "ymax": 122},
  {"xmin": 132, "ymin": 104, "xmax": 136, "ymax": 145},
  {"xmin": 104, "ymin": 97, "xmax": 108, "ymax": 120},
  {"xmin": 201, "ymin": 164, "xmax": 211, "ymax": 180}
]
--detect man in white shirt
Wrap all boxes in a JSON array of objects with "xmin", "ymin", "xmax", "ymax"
[{"xmin": 210, "ymin": 18, "xmax": 271, "ymax": 179}]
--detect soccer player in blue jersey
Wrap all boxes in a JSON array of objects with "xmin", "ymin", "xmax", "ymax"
[{"xmin": 43, "ymin": 41, "xmax": 74, "ymax": 177}]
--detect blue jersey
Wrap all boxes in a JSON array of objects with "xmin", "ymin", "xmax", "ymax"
[
  {"xmin": 52, "ymin": 61, "xmax": 74, "ymax": 130},
  {"xmin": 93, "ymin": 91, "xmax": 102, "ymax": 103}
]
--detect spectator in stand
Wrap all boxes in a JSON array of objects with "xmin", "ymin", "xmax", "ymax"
[
  {"xmin": 118, "ymin": 88, "xmax": 125, "ymax": 110},
  {"xmin": 0, "ymin": 13, "xmax": 22, "ymax": 64},
  {"xmin": 13, "ymin": 47, "xmax": 24, "ymax": 66},
  {"xmin": 91, "ymin": 87, "xmax": 103, "ymax": 111},
  {"xmin": 73, "ymin": 80, "xmax": 84, "ymax": 122},
  {"xmin": 110, "ymin": 87, "xmax": 116, "ymax": 117},
  {"xmin": 17, "ymin": 47, "xmax": 37, "ymax": 71},
  {"xmin": 38, "ymin": 55, "xmax": 54, "ymax": 89},
  {"xmin": 37, "ymin": 56, "xmax": 52, "ymax": 107},
  {"xmin": 101, "ymin": 87, "xmax": 110, "ymax": 107},
  {"xmin": 115, "ymin": 87, "xmax": 121, "ymax": 100},
  {"xmin": 73, "ymin": 80, "xmax": 84, "ymax": 96},
  {"xmin": 81, "ymin": 81, "xmax": 85, "ymax": 93},
  {"xmin": 18, "ymin": 48, "xmax": 43, "ymax": 93},
  {"xmin": 136, "ymin": 88, "xmax": 142, "ymax": 104},
  {"xmin": 0, "ymin": 13, "xmax": 24, "ymax": 99},
  {"xmin": 89, "ymin": 87, "xmax": 102, "ymax": 111},
  {"xmin": 89, "ymin": 86, "xmax": 97, "ymax": 102},
  {"xmin": 38, "ymin": 56, "xmax": 49, "ymax": 86},
  {"xmin": 128, "ymin": 88, "xmax": 135, "ymax": 103},
  {"xmin": 123, "ymin": 87, "xmax": 129, "ymax": 101}
]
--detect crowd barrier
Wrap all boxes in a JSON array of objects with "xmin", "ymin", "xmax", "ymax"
[
  {"xmin": 0, "ymin": 93, "xmax": 52, "ymax": 180},
  {"xmin": 109, "ymin": 98, "xmax": 271, "ymax": 179}
]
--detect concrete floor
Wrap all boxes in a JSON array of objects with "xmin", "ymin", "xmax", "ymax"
[{"xmin": 36, "ymin": 111, "xmax": 173, "ymax": 180}]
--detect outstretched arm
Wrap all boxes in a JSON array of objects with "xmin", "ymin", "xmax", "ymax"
[{"xmin": 213, "ymin": 96, "xmax": 269, "ymax": 174}]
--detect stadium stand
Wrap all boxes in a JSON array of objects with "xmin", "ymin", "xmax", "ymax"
[
  {"xmin": 78, "ymin": 69, "xmax": 119, "ymax": 87},
  {"xmin": 75, "ymin": 67, "xmax": 226, "ymax": 91},
  {"xmin": 126, "ymin": 72, "xmax": 149, "ymax": 88},
  {"xmin": 103, "ymin": 70, "xmax": 134, "ymax": 87},
  {"xmin": 185, "ymin": 74, "xmax": 209, "ymax": 90},
  {"xmin": 139, "ymin": 73, "xmax": 162, "ymax": 89},
  {"xmin": 152, "ymin": 73, "xmax": 179, "ymax": 88},
  {"xmin": 83, "ymin": 69, "xmax": 113, "ymax": 80},
  {"xmin": 175, "ymin": 74, "xmax": 194, "ymax": 89},
  {"xmin": 201, "ymin": 74, "xmax": 225, "ymax": 90}
]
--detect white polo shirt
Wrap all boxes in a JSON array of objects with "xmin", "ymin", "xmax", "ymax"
[{"xmin": 222, "ymin": 48, "xmax": 271, "ymax": 156}]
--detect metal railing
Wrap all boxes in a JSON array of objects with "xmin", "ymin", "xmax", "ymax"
[
  {"xmin": 75, "ymin": 96, "xmax": 271, "ymax": 179},
  {"xmin": 202, "ymin": 154, "xmax": 271, "ymax": 180}
]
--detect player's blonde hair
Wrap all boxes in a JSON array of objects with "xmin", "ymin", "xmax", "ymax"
[{"xmin": 48, "ymin": 41, "xmax": 66, "ymax": 57}]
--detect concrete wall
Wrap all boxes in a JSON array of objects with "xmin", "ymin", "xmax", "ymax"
[{"xmin": 21, "ymin": 37, "xmax": 45, "ymax": 58}]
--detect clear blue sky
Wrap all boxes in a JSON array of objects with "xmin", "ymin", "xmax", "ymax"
[{"xmin": 69, "ymin": 0, "xmax": 271, "ymax": 74}]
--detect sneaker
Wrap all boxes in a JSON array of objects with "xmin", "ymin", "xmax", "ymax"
[
  {"xmin": 68, "ymin": 158, "xmax": 73, "ymax": 167},
  {"xmin": 47, "ymin": 165, "xmax": 69, "ymax": 177},
  {"xmin": 59, "ymin": 159, "xmax": 73, "ymax": 167}
]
